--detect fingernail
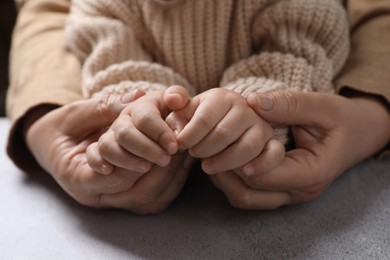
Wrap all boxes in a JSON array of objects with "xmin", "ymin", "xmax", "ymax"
[
  {"xmin": 243, "ymin": 164, "xmax": 255, "ymax": 176},
  {"xmin": 121, "ymin": 92, "xmax": 135, "ymax": 104},
  {"xmin": 167, "ymin": 141, "xmax": 178, "ymax": 154},
  {"xmin": 101, "ymin": 164, "xmax": 112, "ymax": 175},
  {"xmin": 254, "ymin": 93, "xmax": 274, "ymax": 111},
  {"xmin": 202, "ymin": 162, "xmax": 216, "ymax": 175},
  {"xmin": 157, "ymin": 154, "xmax": 171, "ymax": 166},
  {"xmin": 138, "ymin": 161, "xmax": 151, "ymax": 173}
]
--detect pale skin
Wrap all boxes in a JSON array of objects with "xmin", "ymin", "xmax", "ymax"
[
  {"xmin": 25, "ymin": 88, "xmax": 389, "ymax": 213},
  {"xmin": 88, "ymin": 85, "xmax": 277, "ymax": 176},
  {"xmin": 25, "ymin": 90, "xmax": 194, "ymax": 214},
  {"xmin": 165, "ymin": 87, "xmax": 277, "ymax": 175},
  {"xmin": 209, "ymin": 91, "xmax": 390, "ymax": 209}
]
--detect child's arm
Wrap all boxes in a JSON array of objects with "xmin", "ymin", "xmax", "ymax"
[
  {"xmin": 220, "ymin": 1, "xmax": 349, "ymax": 145},
  {"xmin": 65, "ymin": 0, "xmax": 196, "ymax": 99}
]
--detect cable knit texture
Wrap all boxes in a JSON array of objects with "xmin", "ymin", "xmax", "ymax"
[{"xmin": 65, "ymin": 0, "xmax": 349, "ymax": 145}]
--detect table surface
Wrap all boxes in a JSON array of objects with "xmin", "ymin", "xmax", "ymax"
[{"xmin": 1, "ymin": 118, "xmax": 389, "ymax": 260}]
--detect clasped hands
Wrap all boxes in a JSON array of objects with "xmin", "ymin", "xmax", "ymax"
[
  {"xmin": 85, "ymin": 85, "xmax": 290, "ymax": 213},
  {"xmin": 26, "ymin": 85, "xmax": 390, "ymax": 214}
]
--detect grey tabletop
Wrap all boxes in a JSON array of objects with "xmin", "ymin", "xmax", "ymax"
[{"xmin": 0, "ymin": 118, "xmax": 389, "ymax": 260}]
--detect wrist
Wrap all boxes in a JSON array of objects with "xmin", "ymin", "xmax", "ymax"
[
  {"xmin": 340, "ymin": 87, "xmax": 389, "ymax": 111},
  {"xmin": 22, "ymin": 104, "xmax": 59, "ymax": 140}
]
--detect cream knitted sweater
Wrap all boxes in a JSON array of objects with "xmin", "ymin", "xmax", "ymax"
[{"xmin": 65, "ymin": 0, "xmax": 349, "ymax": 144}]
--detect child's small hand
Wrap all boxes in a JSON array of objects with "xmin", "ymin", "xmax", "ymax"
[
  {"xmin": 88, "ymin": 85, "xmax": 191, "ymax": 175},
  {"xmin": 88, "ymin": 90, "xmax": 176, "ymax": 174},
  {"xmin": 166, "ymin": 88, "xmax": 275, "ymax": 174}
]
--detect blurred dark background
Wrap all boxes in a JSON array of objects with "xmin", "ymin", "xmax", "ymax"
[{"xmin": 0, "ymin": 0, "xmax": 17, "ymax": 117}]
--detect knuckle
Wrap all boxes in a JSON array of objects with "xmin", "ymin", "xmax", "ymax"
[
  {"xmin": 241, "ymin": 141, "xmax": 262, "ymax": 157},
  {"xmin": 134, "ymin": 110, "xmax": 154, "ymax": 128},
  {"xmin": 285, "ymin": 92, "xmax": 299, "ymax": 116},
  {"xmin": 303, "ymin": 156, "xmax": 321, "ymax": 184},
  {"xmin": 139, "ymin": 146, "xmax": 154, "ymax": 160},
  {"xmin": 223, "ymin": 90, "xmax": 238, "ymax": 102},
  {"xmin": 114, "ymin": 125, "xmax": 130, "ymax": 143},
  {"xmin": 97, "ymin": 134, "xmax": 113, "ymax": 156},
  {"xmin": 195, "ymin": 111, "xmax": 213, "ymax": 128},
  {"xmin": 214, "ymin": 125, "xmax": 230, "ymax": 141},
  {"xmin": 278, "ymin": 91, "xmax": 299, "ymax": 116}
]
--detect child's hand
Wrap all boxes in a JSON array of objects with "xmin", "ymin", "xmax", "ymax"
[
  {"xmin": 88, "ymin": 85, "xmax": 191, "ymax": 175},
  {"xmin": 166, "ymin": 88, "xmax": 275, "ymax": 174},
  {"xmin": 23, "ymin": 90, "xmax": 195, "ymax": 213}
]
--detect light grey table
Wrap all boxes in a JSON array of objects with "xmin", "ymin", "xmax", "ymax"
[{"xmin": 0, "ymin": 118, "xmax": 389, "ymax": 260}]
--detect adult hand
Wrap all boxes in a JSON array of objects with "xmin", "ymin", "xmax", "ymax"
[
  {"xmin": 25, "ymin": 90, "xmax": 193, "ymax": 214},
  {"xmin": 210, "ymin": 91, "xmax": 390, "ymax": 209}
]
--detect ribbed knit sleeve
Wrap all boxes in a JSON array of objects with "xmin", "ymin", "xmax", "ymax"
[
  {"xmin": 65, "ymin": 0, "xmax": 195, "ymax": 98},
  {"xmin": 221, "ymin": 0, "xmax": 349, "ymax": 97},
  {"xmin": 220, "ymin": 0, "xmax": 349, "ymax": 145}
]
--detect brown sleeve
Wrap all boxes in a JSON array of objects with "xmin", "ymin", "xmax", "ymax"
[
  {"xmin": 6, "ymin": 0, "xmax": 82, "ymax": 171},
  {"xmin": 336, "ymin": 0, "xmax": 390, "ymax": 102}
]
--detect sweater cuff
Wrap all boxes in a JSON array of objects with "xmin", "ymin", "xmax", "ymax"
[
  {"xmin": 91, "ymin": 81, "xmax": 170, "ymax": 98},
  {"xmin": 222, "ymin": 77, "xmax": 291, "ymax": 97}
]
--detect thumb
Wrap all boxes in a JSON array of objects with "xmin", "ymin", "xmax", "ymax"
[
  {"xmin": 247, "ymin": 91, "xmax": 337, "ymax": 126},
  {"xmin": 163, "ymin": 85, "xmax": 191, "ymax": 111},
  {"xmin": 62, "ymin": 91, "xmax": 143, "ymax": 137},
  {"xmin": 165, "ymin": 95, "xmax": 202, "ymax": 136}
]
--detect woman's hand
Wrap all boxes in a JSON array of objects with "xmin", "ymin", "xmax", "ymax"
[
  {"xmin": 25, "ymin": 90, "xmax": 194, "ymax": 214},
  {"xmin": 210, "ymin": 91, "xmax": 390, "ymax": 209}
]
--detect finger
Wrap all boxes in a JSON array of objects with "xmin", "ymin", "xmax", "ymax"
[
  {"xmin": 130, "ymin": 154, "xmax": 194, "ymax": 214},
  {"xmin": 64, "ymin": 91, "xmax": 140, "ymax": 137},
  {"xmin": 163, "ymin": 85, "xmax": 191, "ymax": 111},
  {"xmin": 99, "ymin": 153, "xmax": 192, "ymax": 212},
  {"xmin": 210, "ymin": 172, "xmax": 291, "ymax": 209},
  {"xmin": 165, "ymin": 111, "xmax": 189, "ymax": 137},
  {"xmin": 247, "ymin": 91, "xmax": 341, "ymax": 127},
  {"xmin": 176, "ymin": 97, "xmax": 230, "ymax": 150},
  {"xmin": 165, "ymin": 98, "xmax": 199, "ymax": 140},
  {"xmin": 67, "ymin": 155, "xmax": 144, "ymax": 196},
  {"xmin": 86, "ymin": 142, "xmax": 114, "ymax": 175},
  {"xmin": 244, "ymin": 148, "xmax": 325, "ymax": 191},
  {"xmin": 97, "ymin": 129, "xmax": 155, "ymax": 170},
  {"xmin": 239, "ymin": 138, "xmax": 285, "ymax": 177},
  {"xmin": 188, "ymin": 105, "xmax": 252, "ymax": 158},
  {"xmin": 129, "ymin": 101, "xmax": 178, "ymax": 155},
  {"xmin": 201, "ymin": 123, "xmax": 274, "ymax": 174},
  {"xmin": 94, "ymin": 167, "xmax": 146, "ymax": 194}
]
